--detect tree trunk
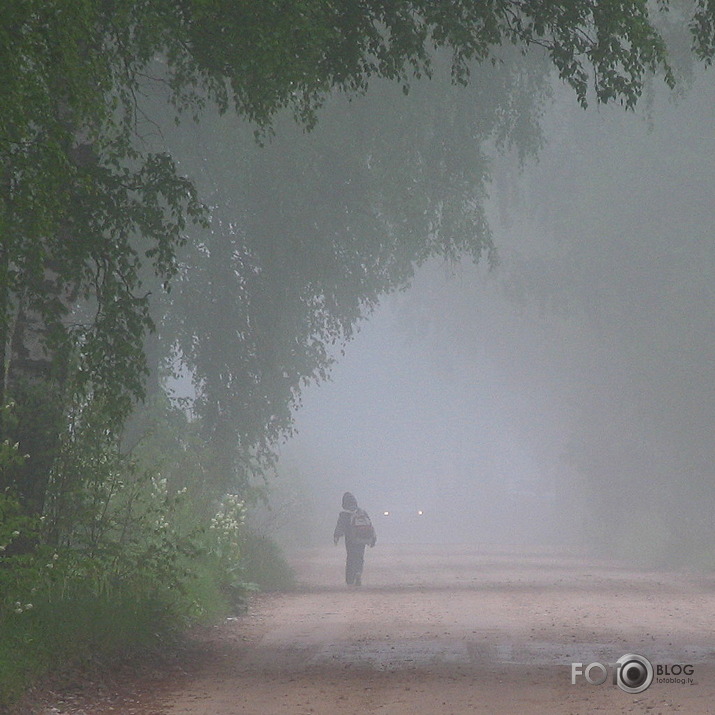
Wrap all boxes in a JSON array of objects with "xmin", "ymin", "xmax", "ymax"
[
  {"xmin": 2, "ymin": 273, "xmax": 68, "ymax": 515},
  {"xmin": 2, "ymin": 113, "xmax": 92, "ymax": 516},
  {"xmin": 0, "ymin": 241, "xmax": 9, "ymax": 413}
]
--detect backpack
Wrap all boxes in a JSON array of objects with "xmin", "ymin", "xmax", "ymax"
[{"xmin": 349, "ymin": 509, "xmax": 375, "ymax": 545}]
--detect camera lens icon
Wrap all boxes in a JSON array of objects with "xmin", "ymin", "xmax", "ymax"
[{"xmin": 616, "ymin": 654, "xmax": 654, "ymax": 693}]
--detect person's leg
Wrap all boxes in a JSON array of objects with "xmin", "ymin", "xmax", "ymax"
[
  {"xmin": 345, "ymin": 543, "xmax": 357, "ymax": 585},
  {"xmin": 354, "ymin": 544, "xmax": 365, "ymax": 586}
]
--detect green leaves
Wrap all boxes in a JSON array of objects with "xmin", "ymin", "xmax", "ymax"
[
  {"xmin": 691, "ymin": 0, "xmax": 715, "ymax": 63},
  {"xmin": 159, "ymin": 49, "xmax": 545, "ymax": 490},
  {"xmin": 0, "ymin": 0, "xmax": 696, "ymax": 428},
  {"xmin": 2, "ymin": 0, "xmax": 713, "ymax": 547},
  {"xmin": 179, "ymin": 0, "xmax": 678, "ymax": 125}
]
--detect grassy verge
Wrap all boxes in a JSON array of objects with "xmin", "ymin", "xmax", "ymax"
[
  {"xmin": 0, "ymin": 532, "xmax": 294, "ymax": 710},
  {"xmin": 240, "ymin": 530, "xmax": 296, "ymax": 592},
  {"xmin": 0, "ymin": 590, "xmax": 179, "ymax": 709}
]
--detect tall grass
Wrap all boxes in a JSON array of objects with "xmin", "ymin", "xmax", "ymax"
[
  {"xmin": 0, "ymin": 589, "xmax": 179, "ymax": 708},
  {"xmin": 0, "ymin": 401, "xmax": 296, "ymax": 710},
  {"xmin": 0, "ymin": 529, "xmax": 295, "ymax": 710},
  {"xmin": 240, "ymin": 530, "xmax": 296, "ymax": 592}
]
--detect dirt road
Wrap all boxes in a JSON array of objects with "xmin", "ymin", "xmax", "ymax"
[{"xmin": 43, "ymin": 544, "xmax": 715, "ymax": 714}]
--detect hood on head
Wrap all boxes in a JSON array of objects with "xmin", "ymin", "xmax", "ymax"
[{"xmin": 342, "ymin": 491, "xmax": 358, "ymax": 510}]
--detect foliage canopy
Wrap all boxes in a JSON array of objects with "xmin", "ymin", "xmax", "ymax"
[
  {"xmin": 0, "ymin": 0, "xmax": 685, "ymax": 418},
  {"xmin": 0, "ymin": 0, "xmax": 710, "ymax": 504}
]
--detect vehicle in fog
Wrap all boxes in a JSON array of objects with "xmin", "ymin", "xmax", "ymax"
[{"xmin": 375, "ymin": 505, "xmax": 439, "ymax": 544}]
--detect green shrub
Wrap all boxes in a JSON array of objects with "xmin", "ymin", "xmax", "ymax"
[
  {"xmin": 0, "ymin": 587, "xmax": 182, "ymax": 709},
  {"xmin": 240, "ymin": 530, "xmax": 296, "ymax": 592},
  {"xmin": 0, "ymin": 398, "xmax": 295, "ymax": 709}
]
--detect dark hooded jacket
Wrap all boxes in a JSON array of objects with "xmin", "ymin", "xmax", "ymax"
[{"xmin": 334, "ymin": 492, "xmax": 376, "ymax": 546}]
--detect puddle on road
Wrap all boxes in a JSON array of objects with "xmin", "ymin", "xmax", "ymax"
[
  {"xmin": 316, "ymin": 640, "xmax": 468, "ymax": 669},
  {"xmin": 490, "ymin": 642, "xmax": 715, "ymax": 666},
  {"xmin": 311, "ymin": 640, "xmax": 715, "ymax": 670}
]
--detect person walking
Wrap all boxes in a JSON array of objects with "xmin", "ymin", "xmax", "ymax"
[{"xmin": 333, "ymin": 491, "xmax": 376, "ymax": 587}]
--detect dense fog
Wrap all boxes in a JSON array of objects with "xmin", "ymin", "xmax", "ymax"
[
  {"xmin": 270, "ymin": 71, "xmax": 715, "ymax": 567},
  {"xmin": 9, "ymin": 8, "xmax": 715, "ymax": 711},
  {"xmin": 105, "ymin": 30, "xmax": 715, "ymax": 569}
]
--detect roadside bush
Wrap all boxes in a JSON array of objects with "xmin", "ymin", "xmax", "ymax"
[
  {"xmin": 0, "ymin": 410, "xmax": 248, "ymax": 709},
  {"xmin": 240, "ymin": 529, "xmax": 296, "ymax": 592},
  {"xmin": 0, "ymin": 395, "xmax": 299, "ymax": 710},
  {"xmin": 0, "ymin": 474, "xmax": 200, "ymax": 709},
  {"xmin": 0, "ymin": 587, "xmax": 178, "ymax": 709}
]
